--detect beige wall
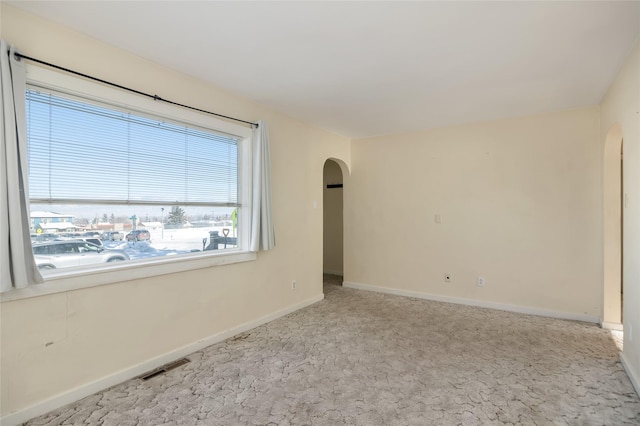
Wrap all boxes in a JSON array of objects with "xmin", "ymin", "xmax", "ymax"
[
  {"xmin": 601, "ymin": 41, "xmax": 640, "ymax": 392},
  {"xmin": 323, "ymin": 160, "xmax": 344, "ymax": 275},
  {"xmin": 0, "ymin": 5, "xmax": 350, "ymax": 418},
  {"xmin": 345, "ymin": 107, "xmax": 603, "ymax": 317},
  {"xmin": 3, "ymin": 3, "xmax": 638, "ymax": 422}
]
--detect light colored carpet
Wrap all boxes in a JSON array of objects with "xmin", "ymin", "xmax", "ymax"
[{"xmin": 24, "ymin": 275, "xmax": 640, "ymax": 425}]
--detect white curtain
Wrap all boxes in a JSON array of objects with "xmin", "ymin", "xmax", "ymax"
[
  {"xmin": 249, "ymin": 120, "xmax": 275, "ymax": 252},
  {"xmin": 1, "ymin": 40, "xmax": 43, "ymax": 292}
]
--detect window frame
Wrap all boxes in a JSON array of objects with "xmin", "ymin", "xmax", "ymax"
[{"xmin": 8, "ymin": 64, "xmax": 257, "ymax": 299}]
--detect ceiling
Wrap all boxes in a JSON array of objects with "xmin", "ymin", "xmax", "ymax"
[{"xmin": 8, "ymin": 1, "xmax": 640, "ymax": 139}]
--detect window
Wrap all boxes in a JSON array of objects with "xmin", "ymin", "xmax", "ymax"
[{"xmin": 24, "ymin": 69, "xmax": 253, "ymax": 277}]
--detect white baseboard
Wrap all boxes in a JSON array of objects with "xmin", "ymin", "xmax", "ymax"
[
  {"xmin": 1, "ymin": 294, "xmax": 324, "ymax": 426},
  {"xmin": 620, "ymin": 352, "xmax": 640, "ymax": 397},
  {"xmin": 601, "ymin": 321, "xmax": 624, "ymax": 331},
  {"xmin": 343, "ymin": 281, "xmax": 600, "ymax": 324}
]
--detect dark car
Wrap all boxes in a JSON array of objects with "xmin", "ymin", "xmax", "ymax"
[
  {"xmin": 81, "ymin": 237, "xmax": 103, "ymax": 248},
  {"xmin": 126, "ymin": 229, "xmax": 151, "ymax": 242},
  {"xmin": 82, "ymin": 231, "xmax": 102, "ymax": 238},
  {"xmin": 31, "ymin": 233, "xmax": 59, "ymax": 243},
  {"xmin": 32, "ymin": 240, "xmax": 129, "ymax": 270}
]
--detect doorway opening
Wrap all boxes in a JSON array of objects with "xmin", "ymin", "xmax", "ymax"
[
  {"xmin": 323, "ymin": 159, "xmax": 345, "ymax": 279},
  {"xmin": 603, "ymin": 124, "xmax": 623, "ymax": 330}
]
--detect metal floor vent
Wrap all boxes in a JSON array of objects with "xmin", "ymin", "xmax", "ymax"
[
  {"xmin": 139, "ymin": 358, "xmax": 190, "ymax": 381},
  {"xmin": 232, "ymin": 333, "xmax": 250, "ymax": 341}
]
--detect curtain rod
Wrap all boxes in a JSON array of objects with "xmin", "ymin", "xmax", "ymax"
[{"xmin": 14, "ymin": 52, "xmax": 259, "ymax": 128}]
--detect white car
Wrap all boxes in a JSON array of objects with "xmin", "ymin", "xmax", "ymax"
[
  {"xmin": 101, "ymin": 231, "xmax": 124, "ymax": 241},
  {"xmin": 32, "ymin": 240, "xmax": 130, "ymax": 270}
]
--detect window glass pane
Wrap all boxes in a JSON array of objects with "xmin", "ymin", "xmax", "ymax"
[
  {"xmin": 26, "ymin": 87, "xmax": 243, "ymax": 274},
  {"xmin": 29, "ymin": 204, "xmax": 239, "ymax": 272},
  {"xmin": 26, "ymin": 90, "xmax": 238, "ymax": 205}
]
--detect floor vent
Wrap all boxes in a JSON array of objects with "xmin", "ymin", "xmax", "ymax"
[
  {"xmin": 139, "ymin": 358, "xmax": 190, "ymax": 381},
  {"xmin": 232, "ymin": 333, "xmax": 251, "ymax": 342}
]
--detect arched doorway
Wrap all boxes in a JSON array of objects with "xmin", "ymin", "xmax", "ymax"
[
  {"xmin": 603, "ymin": 123, "xmax": 623, "ymax": 330},
  {"xmin": 323, "ymin": 159, "xmax": 345, "ymax": 277}
]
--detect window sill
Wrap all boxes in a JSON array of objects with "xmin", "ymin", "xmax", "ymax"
[{"xmin": 0, "ymin": 250, "xmax": 257, "ymax": 302}]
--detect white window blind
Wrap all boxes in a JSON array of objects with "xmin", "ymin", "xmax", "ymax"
[{"xmin": 26, "ymin": 89, "xmax": 239, "ymax": 207}]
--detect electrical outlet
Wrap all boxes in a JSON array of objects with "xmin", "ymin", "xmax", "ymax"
[
  {"xmin": 477, "ymin": 276, "xmax": 485, "ymax": 287},
  {"xmin": 291, "ymin": 280, "xmax": 296, "ymax": 290},
  {"xmin": 444, "ymin": 274, "xmax": 451, "ymax": 283}
]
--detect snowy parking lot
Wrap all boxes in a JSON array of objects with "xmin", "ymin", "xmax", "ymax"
[{"xmin": 103, "ymin": 226, "xmax": 238, "ymax": 260}]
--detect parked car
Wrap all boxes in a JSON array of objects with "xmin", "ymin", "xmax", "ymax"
[
  {"xmin": 82, "ymin": 231, "xmax": 102, "ymax": 238},
  {"xmin": 32, "ymin": 240, "xmax": 129, "ymax": 270},
  {"xmin": 101, "ymin": 231, "xmax": 124, "ymax": 241},
  {"xmin": 126, "ymin": 229, "xmax": 151, "ymax": 242},
  {"xmin": 31, "ymin": 233, "xmax": 59, "ymax": 243},
  {"xmin": 55, "ymin": 236, "xmax": 104, "ymax": 248},
  {"xmin": 59, "ymin": 232, "xmax": 82, "ymax": 238},
  {"xmin": 81, "ymin": 237, "xmax": 103, "ymax": 248}
]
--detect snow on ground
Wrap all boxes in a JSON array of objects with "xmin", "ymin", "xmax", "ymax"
[{"xmin": 103, "ymin": 226, "xmax": 238, "ymax": 260}]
